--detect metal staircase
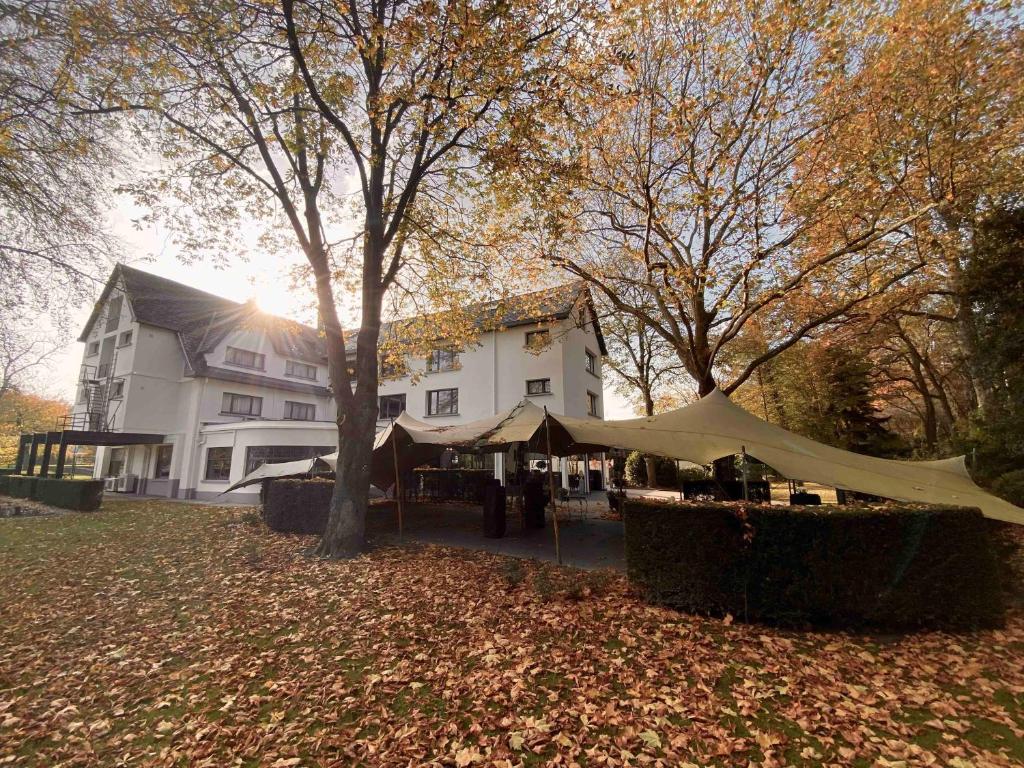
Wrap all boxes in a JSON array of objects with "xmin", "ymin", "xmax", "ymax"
[{"xmin": 58, "ymin": 359, "xmax": 125, "ymax": 432}]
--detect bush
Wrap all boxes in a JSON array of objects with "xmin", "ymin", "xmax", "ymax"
[
  {"xmin": 33, "ymin": 478, "xmax": 104, "ymax": 511},
  {"xmin": 624, "ymin": 451, "xmax": 680, "ymax": 488},
  {"xmin": 262, "ymin": 478, "xmax": 333, "ymax": 534},
  {"xmin": 6, "ymin": 475, "xmax": 37, "ymax": 499},
  {"xmin": 992, "ymin": 469, "xmax": 1024, "ymax": 507},
  {"xmin": 623, "ymin": 499, "xmax": 1004, "ymax": 630},
  {"xmin": 0, "ymin": 474, "xmax": 9, "ymax": 495}
]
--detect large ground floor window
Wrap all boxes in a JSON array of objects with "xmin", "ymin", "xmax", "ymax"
[{"xmin": 244, "ymin": 445, "xmax": 334, "ymax": 475}]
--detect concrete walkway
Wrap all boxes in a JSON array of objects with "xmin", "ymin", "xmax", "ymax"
[{"xmin": 366, "ymin": 502, "xmax": 626, "ymax": 571}]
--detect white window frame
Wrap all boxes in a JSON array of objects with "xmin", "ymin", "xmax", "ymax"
[
  {"xmin": 587, "ymin": 390, "xmax": 599, "ymax": 417},
  {"xmin": 118, "ymin": 329, "xmax": 133, "ymax": 347},
  {"xmin": 585, "ymin": 348, "xmax": 598, "ymax": 376},
  {"xmin": 87, "ymin": 341, "xmax": 100, "ymax": 356}
]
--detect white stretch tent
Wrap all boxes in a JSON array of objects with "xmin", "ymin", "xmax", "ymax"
[{"xmin": 227, "ymin": 392, "xmax": 1023, "ymax": 524}]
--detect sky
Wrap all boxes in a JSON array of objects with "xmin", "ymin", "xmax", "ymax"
[{"xmin": 45, "ymin": 197, "xmax": 637, "ymax": 420}]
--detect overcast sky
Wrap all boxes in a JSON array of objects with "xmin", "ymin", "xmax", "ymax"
[{"xmin": 45, "ymin": 197, "xmax": 637, "ymax": 420}]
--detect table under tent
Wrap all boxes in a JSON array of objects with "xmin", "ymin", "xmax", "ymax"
[{"xmin": 227, "ymin": 390, "xmax": 1024, "ymax": 560}]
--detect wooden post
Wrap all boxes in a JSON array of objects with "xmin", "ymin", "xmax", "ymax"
[
  {"xmin": 391, "ymin": 420, "xmax": 403, "ymax": 539},
  {"xmin": 26, "ymin": 434, "xmax": 42, "ymax": 476},
  {"xmin": 543, "ymin": 407, "xmax": 562, "ymax": 565},
  {"xmin": 14, "ymin": 435, "xmax": 28, "ymax": 475},
  {"xmin": 741, "ymin": 445, "xmax": 749, "ymax": 501}
]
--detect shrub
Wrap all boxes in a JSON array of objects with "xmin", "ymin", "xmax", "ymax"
[
  {"xmin": 6, "ymin": 475, "xmax": 37, "ymax": 499},
  {"xmin": 992, "ymin": 469, "xmax": 1024, "ymax": 507},
  {"xmin": 33, "ymin": 478, "xmax": 104, "ymax": 511},
  {"xmin": 262, "ymin": 478, "xmax": 333, "ymax": 534},
  {"xmin": 623, "ymin": 499, "xmax": 1004, "ymax": 630},
  {"xmin": 624, "ymin": 451, "xmax": 680, "ymax": 488},
  {"xmin": 0, "ymin": 474, "xmax": 9, "ymax": 495}
]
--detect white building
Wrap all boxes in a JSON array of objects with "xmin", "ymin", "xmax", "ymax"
[{"xmin": 70, "ymin": 265, "xmax": 607, "ymax": 502}]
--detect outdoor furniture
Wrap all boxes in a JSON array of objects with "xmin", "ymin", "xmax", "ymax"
[{"xmin": 559, "ymin": 486, "xmax": 588, "ymax": 518}]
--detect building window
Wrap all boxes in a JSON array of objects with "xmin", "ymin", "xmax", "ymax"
[
  {"xmin": 244, "ymin": 445, "xmax": 334, "ymax": 475},
  {"xmin": 587, "ymin": 390, "xmax": 599, "ymax": 416},
  {"xmin": 109, "ymin": 380, "xmax": 125, "ymax": 399},
  {"xmin": 87, "ymin": 341, "xmax": 100, "ymax": 356},
  {"xmin": 105, "ymin": 295, "xmax": 123, "ymax": 333},
  {"xmin": 585, "ymin": 349, "xmax": 597, "ymax": 375},
  {"xmin": 154, "ymin": 445, "xmax": 173, "ymax": 479},
  {"xmin": 525, "ymin": 329, "xmax": 550, "ymax": 350},
  {"xmin": 205, "ymin": 447, "xmax": 233, "ymax": 481},
  {"xmin": 285, "ymin": 359, "xmax": 317, "ymax": 380},
  {"xmin": 426, "ymin": 348, "xmax": 459, "ymax": 373},
  {"xmin": 427, "ymin": 388, "xmax": 458, "ymax": 416},
  {"xmin": 225, "ymin": 346, "xmax": 265, "ymax": 370},
  {"xmin": 118, "ymin": 330, "xmax": 133, "ymax": 347},
  {"xmin": 107, "ymin": 447, "xmax": 125, "ymax": 478},
  {"xmin": 378, "ymin": 393, "xmax": 406, "ymax": 419},
  {"xmin": 526, "ymin": 378, "xmax": 551, "ymax": 395},
  {"xmin": 283, "ymin": 401, "xmax": 315, "ymax": 421},
  {"xmin": 380, "ymin": 356, "xmax": 407, "ymax": 379},
  {"xmin": 222, "ymin": 392, "xmax": 263, "ymax": 417}
]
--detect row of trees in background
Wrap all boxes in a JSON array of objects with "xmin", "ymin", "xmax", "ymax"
[{"xmin": 2, "ymin": 0, "xmax": 1021, "ymax": 548}]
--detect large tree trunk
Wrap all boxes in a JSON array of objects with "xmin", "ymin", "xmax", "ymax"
[
  {"xmin": 318, "ymin": 396, "xmax": 376, "ymax": 558},
  {"xmin": 311, "ymin": 223, "xmax": 386, "ymax": 558}
]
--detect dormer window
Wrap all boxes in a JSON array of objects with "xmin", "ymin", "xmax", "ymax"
[
  {"xmin": 285, "ymin": 360, "xmax": 317, "ymax": 380},
  {"xmin": 225, "ymin": 346, "xmax": 265, "ymax": 370}
]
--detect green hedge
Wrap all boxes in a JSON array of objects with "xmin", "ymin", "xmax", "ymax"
[
  {"xmin": 0, "ymin": 475, "xmax": 104, "ymax": 511},
  {"xmin": 623, "ymin": 499, "xmax": 1004, "ymax": 630},
  {"xmin": 6, "ymin": 475, "xmax": 37, "ymax": 499},
  {"xmin": 33, "ymin": 478, "xmax": 104, "ymax": 511},
  {"xmin": 263, "ymin": 478, "xmax": 333, "ymax": 534}
]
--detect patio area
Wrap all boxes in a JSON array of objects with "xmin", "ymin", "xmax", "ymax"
[{"xmin": 365, "ymin": 496, "xmax": 625, "ymax": 570}]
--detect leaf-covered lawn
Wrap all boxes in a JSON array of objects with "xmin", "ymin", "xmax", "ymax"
[{"xmin": 1, "ymin": 500, "xmax": 1022, "ymax": 767}]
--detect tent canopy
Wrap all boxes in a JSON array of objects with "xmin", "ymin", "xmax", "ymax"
[{"xmin": 226, "ymin": 391, "xmax": 1023, "ymax": 525}]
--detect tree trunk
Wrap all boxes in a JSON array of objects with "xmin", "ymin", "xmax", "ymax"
[
  {"xmin": 317, "ymin": 400, "xmax": 375, "ymax": 558},
  {"xmin": 644, "ymin": 456, "xmax": 658, "ymax": 489}
]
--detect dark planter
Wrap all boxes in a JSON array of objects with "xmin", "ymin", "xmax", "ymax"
[{"xmin": 483, "ymin": 483, "xmax": 507, "ymax": 538}]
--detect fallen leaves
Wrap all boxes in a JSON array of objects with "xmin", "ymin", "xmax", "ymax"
[{"xmin": 0, "ymin": 499, "xmax": 1022, "ymax": 767}]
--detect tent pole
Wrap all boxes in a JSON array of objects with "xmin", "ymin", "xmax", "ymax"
[
  {"xmin": 741, "ymin": 445, "xmax": 749, "ymax": 501},
  {"xmin": 391, "ymin": 420, "xmax": 403, "ymax": 539},
  {"xmin": 543, "ymin": 406, "xmax": 562, "ymax": 565}
]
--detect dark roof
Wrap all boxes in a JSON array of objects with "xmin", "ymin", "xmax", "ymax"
[
  {"xmin": 79, "ymin": 264, "xmax": 325, "ymax": 372},
  {"xmin": 80, "ymin": 266, "xmax": 607, "ymax": 371},
  {"xmin": 372, "ymin": 281, "xmax": 608, "ymax": 355}
]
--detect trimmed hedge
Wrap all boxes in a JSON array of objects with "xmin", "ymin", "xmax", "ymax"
[
  {"xmin": 6, "ymin": 475, "xmax": 37, "ymax": 499},
  {"xmin": 0, "ymin": 475, "xmax": 104, "ymax": 510},
  {"xmin": 34, "ymin": 478, "xmax": 104, "ymax": 511},
  {"xmin": 263, "ymin": 478, "xmax": 333, "ymax": 534},
  {"xmin": 623, "ymin": 499, "xmax": 1004, "ymax": 629}
]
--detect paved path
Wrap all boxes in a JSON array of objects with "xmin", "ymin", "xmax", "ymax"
[{"xmin": 366, "ymin": 502, "xmax": 625, "ymax": 571}]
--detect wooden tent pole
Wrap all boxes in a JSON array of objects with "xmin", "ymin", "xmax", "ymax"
[
  {"xmin": 391, "ymin": 420, "xmax": 403, "ymax": 539},
  {"xmin": 543, "ymin": 406, "xmax": 562, "ymax": 565}
]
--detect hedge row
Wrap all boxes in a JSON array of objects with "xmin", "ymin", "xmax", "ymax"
[
  {"xmin": 262, "ymin": 478, "xmax": 333, "ymax": 534},
  {"xmin": 0, "ymin": 474, "xmax": 104, "ymax": 511},
  {"xmin": 623, "ymin": 499, "xmax": 1004, "ymax": 630}
]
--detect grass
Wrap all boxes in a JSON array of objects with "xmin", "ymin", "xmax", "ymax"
[{"xmin": 0, "ymin": 497, "xmax": 1022, "ymax": 767}]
